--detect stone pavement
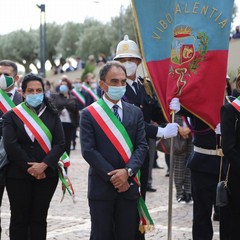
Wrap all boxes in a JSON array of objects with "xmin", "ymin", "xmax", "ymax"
[{"xmin": 1, "ymin": 140, "xmax": 220, "ymax": 240}]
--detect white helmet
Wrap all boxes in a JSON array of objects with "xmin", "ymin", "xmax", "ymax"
[{"xmin": 114, "ymin": 35, "xmax": 142, "ymax": 61}]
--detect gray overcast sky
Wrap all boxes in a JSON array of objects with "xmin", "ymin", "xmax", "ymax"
[
  {"xmin": 0, "ymin": 0, "xmax": 239, "ymax": 35},
  {"xmin": 0, "ymin": 0, "xmax": 131, "ymax": 35}
]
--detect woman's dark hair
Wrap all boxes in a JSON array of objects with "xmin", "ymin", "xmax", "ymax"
[
  {"xmin": 22, "ymin": 73, "xmax": 58, "ymax": 115},
  {"xmin": 61, "ymin": 77, "xmax": 73, "ymax": 91}
]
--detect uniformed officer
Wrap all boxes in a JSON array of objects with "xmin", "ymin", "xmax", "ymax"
[
  {"xmin": 114, "ymin": 35, "xmax": 178, "ymax": 239},
  {"xmin": 170, "ymin": 97, "xmax": 223, "ymax": 240}
]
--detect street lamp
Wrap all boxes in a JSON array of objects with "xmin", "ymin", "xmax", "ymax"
[{"xmin": 36, "ymin": 4, "xmax": 46, "ymax": 77}]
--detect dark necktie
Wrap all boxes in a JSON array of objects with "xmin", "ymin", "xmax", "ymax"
[
  {"xmin": 132, "ymin": 82, "xmax": 139, "ymax": 95},
  {"xmin": 112, "ymin": 105, "xmax": 121, "ymax": 122},
  {"xmin": 7, "ymin": 93, "xmax": 12, "ymax": 97}
]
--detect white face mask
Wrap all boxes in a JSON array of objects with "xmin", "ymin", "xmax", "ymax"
[
  {"xmin": 90, "ymin": 82, "xmax": 98, "ymax": 89},
  {"xmin": 122, "ymin": 61, "xmax": 137, "ymax": 77}
]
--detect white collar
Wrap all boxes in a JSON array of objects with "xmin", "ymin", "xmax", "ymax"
[
  {"xmin": 127, "ymin": 78, "xmax": 138, "ymax": 87},
  {"xmin": 103, "ymin": 95, "xmax": 122, "ymax": 110}
]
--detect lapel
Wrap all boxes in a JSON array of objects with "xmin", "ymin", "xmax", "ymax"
[
  {"xmin": 12, "ymin": 91, "xmax": 22, "ymax": 105},
  {"xmin": 124, "ymin": 83, "xmax": 139, "ymax": 105},
  {"xmin": 122, "ymin": 100, "xmax": 131, "ymax": 128}
]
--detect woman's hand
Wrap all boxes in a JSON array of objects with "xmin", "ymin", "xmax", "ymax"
[{"xmin": 27, "ymin": 162, "xmax": 48, "ymax": 177}]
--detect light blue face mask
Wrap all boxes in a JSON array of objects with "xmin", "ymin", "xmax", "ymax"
[
  {"xmin": 106, "ymin": 84, "xmax": 126, "ymax": 101},
  {"xmin": 26, "ymin": 93, "xmax": 44, "ymax": 108},
  {"xmin": 59, "ymin": 85, "xmax": 69, "ymax": 93},
  {"xmin": 74, "ymin": 83, "xmax": 82, "ymax": 90}
]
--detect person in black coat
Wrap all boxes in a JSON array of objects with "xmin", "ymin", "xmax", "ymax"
[
  {"xmin": 80, "ymin": 61, "xmax": 148, "ymax": 240},
  {"xmin": 3, "ymin": 73, "xmax": 65, "ymax": 240},
  {"xmin": 51, "ymin": 77, "xmax": 79, "ymax": 156},
  {"xmin": 170, "ymin": 97, "xmax": 224, "ymax": 240},
  {"xmin": 0, "ymin": 60, "xmax": 22, "ymax": 238},
  {"xmin": 220, "ymin": 74, "xmax": 240, "ymax": 240}
]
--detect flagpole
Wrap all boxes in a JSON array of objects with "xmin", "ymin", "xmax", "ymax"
[{"xmin": 167, "ymin": 111, "xmax": 175, "ymax": 240}]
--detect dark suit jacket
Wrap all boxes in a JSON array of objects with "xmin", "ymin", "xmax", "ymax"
[
  {"xmin": 123, "ymin": 79, "xmax": 165, "ymax": 139},
  {"xmin": 80, "ymin": 100, "xmax": 148, "ymax": 200},
  {"xmin": 221, "ymin": 103, "xmax": 240, "ymax": 173},
  {"xmin": 2, "ymin": 106, "xmax": 65, "ymax": 179}
]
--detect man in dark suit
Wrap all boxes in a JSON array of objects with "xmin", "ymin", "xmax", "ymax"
[
  {"xmin": 80, "ymin": 61, "xmax": 148, "ymax": 240},
  {"xmin": 114, "ymin": 35, "xmax": 179, "ymax": 200},
  {"xmin": 170, "ymin": 97, "xmax": 222, "ymax": 240},
  {"xmin": 0, "ymin": 59, "xmax": 22, "ymax": 238}
]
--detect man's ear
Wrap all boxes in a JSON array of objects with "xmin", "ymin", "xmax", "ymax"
[
  {"xmin": 99, "ymin": 80, "xmax": 104, "ymax": 89},
  {"xmin": 14, "ymin": 75, "xmax": 20, "ymax": 83}
]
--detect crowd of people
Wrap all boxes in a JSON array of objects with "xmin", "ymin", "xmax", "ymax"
[{"xmin": 0, "ymin": 33, "xmax": 240, "ymax": 240}]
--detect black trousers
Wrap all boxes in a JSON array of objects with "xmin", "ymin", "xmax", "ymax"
[
  {"xmin": 140, "ymin": 152, "xmax": 150, "ymax": 201},
  {"xmin": 62, "ymin": 122, "xmax": 75, "ymax": 156},
  {"xmin": 191, "ymin": 170, "xmax": 218, "ymax": 240},
  {"xmin": 220, "ymin": 169, "xmax": 240, "ymax": 240},
  {"xmin": 89, "ymin": 196, "xmax": 138, "ymax": 240},
  {"xmin": 6, "ymin": 177, "xmax": 58, "ymax": 240}
]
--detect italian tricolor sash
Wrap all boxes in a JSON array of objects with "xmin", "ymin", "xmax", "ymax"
[
  {"xmin": 82, "ymin": 83, "xmax": 99, "ymax": 101},
  {"xmin": 0, "ymin": 89, "xmax": 15, "ymax": 113},
  {"xmin": 12, "ymin": 103, "xmax": 70, "ymax": 166},
  {"xmin": 231, "ymin": 96, "xmax": 240, "ymax": 112},
  {"xmin": 71, "ymin": 88, "xmax": 86, "ymax": 105},
  {"xmin": 87, "ymin": 99, "xmax": 154, "ymax": 233},
  {"xmin": 12, "ymin": 102, "xmax": 74, "ymax": 199}
]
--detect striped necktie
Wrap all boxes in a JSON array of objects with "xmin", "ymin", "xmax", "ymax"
[{"xmin": 112, "ymin": 105, "xmax": 121, "ymax": 122}]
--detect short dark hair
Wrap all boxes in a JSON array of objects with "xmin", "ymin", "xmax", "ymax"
[
  {"xmin": 0, "ymin": 60, "xmax": 18, "ymax": 76},
  {"xmin": 21, "ymin": 73, "xmax": 45, "ymax": 93},
  {"xmin": 99, "ymin": 61, "xmax": 126, "ymax": 82},
  {"xmin": 61, "ymin": 77, "xmax": 73, "ymax": 90}
]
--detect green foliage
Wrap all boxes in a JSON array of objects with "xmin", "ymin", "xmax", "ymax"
[
  {"xmin": 46, "ymin": 23, "xmax": 62, "ymax": 67},
  {"xmin": 56, "ymin": 22, "xmax": 83, "ymax": 59},
  {"xmin": 188, "ymin": 32, "xmax": 208, "ymax": 73},
  {"xmin": 0, "ymin": 30, "xmax": 38, "ymax": 72},
  {"xmin": 76, "ymin": 20, "xmax": 111, "ymax": 60}
]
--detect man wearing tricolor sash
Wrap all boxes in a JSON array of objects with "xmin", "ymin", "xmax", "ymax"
[
  {"xmin": 80, "ymin": 61, "xmax": 149, "ymax": 240},
  {"xmin": 2, "ymin": 73, "xmax": 65, "ymax": 239},
  {"xmin": 0, "ymin": 60, "xmax": 22, "ymax": 238},
  {"xmin": 82, "ymin": 73, "xmax": 101, "ymax": 103}
]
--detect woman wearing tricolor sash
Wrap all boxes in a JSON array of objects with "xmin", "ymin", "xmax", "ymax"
[
  {"xmin": 220, "ymin": 72, "xmax": 240, "ymax": 240},
  {"xmin": 2, "ymin": 73, "xmax": 65, "ymax": 240},
  {"xmin": 80, "ymin": 61, "xmax": 148, "ymax": 240}
]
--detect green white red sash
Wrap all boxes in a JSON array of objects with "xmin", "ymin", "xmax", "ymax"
[
  {"xmin": 71, "ymin": 88, "xmax": 86, "ymax": 105},
  {"xmin": 82, "ymin": 83, "xmax": 99, "ymax": 101},
  {"xmin": 12, "ymin": 102, "xmax": 70, "ymax": 166},
  {"xmin": 87, "ymin": 98, "xmax": 154, "ymax": 233},
  {"xmin": 0, "ymin": 89, "xmax": 15, "ymax": 113},
  {"xmin": 231, "ymin": 96, "xmax": 240, "ymax": 112},
  {"xmin": 12, "ymin": 102, "xmax": 74, "ymax": 200}
]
